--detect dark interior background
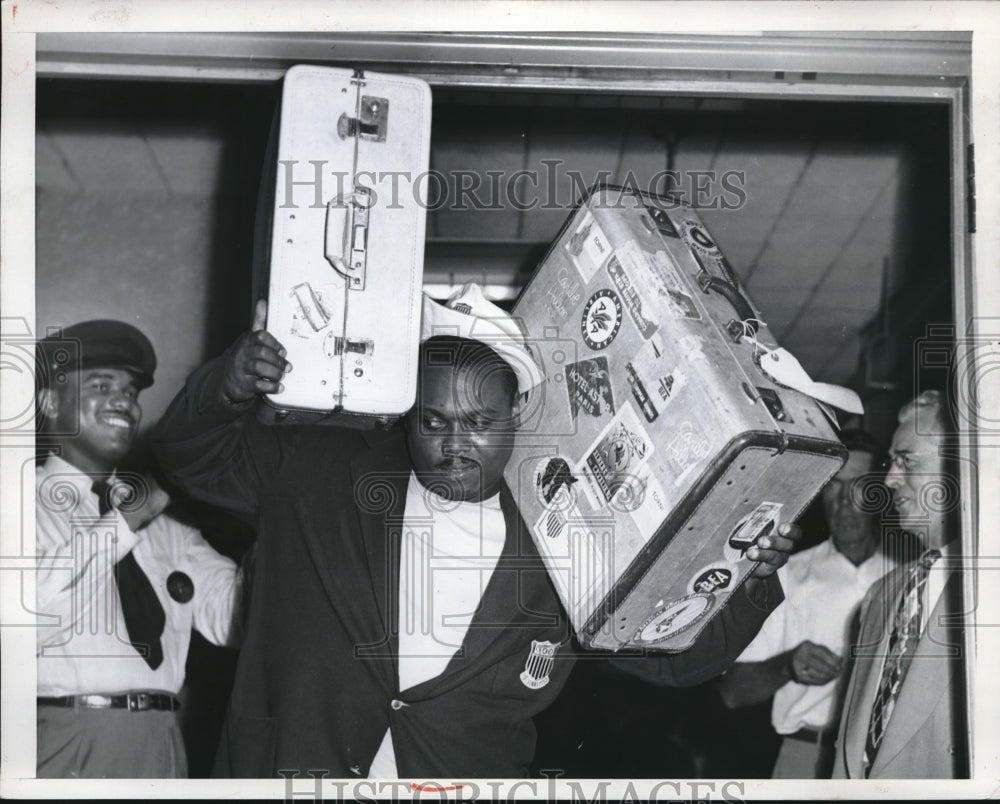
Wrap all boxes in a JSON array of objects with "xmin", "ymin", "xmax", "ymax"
[{"xmin": 35, "ymin": 76, "xmax": 953, "ymax": 777}]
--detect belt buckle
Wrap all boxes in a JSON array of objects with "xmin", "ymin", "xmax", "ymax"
[{"xmin": 130, "ymin": 692, "xmax": 150, "ymax": 711}]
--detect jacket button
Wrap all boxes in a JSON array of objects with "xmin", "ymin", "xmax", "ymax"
[{"xmin": 390, "ymin": 699, "xmax": 405, "ymax": 710}]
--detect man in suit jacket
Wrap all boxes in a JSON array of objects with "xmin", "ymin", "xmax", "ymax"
[
  {"xmin": 152, "ymin": 286, "xmax": 799, "ymax": 779},
  {"xmin": 834, "ymin": 390, "xmax": 968, "ymax": 779}
]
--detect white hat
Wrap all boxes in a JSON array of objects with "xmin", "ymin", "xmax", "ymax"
[{"xmin": 421, "ymin": 283, "xmax": 544, "ymax": 394}]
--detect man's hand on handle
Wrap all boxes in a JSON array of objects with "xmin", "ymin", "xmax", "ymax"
[
  {"xmin": 221, "ymin": 300, "xmax": 291, "ymax": 405},
  {"xmin": 748, "ymin": 522, "xmax": 800, "ymax": 579},
  {"xmin": 741, "ymin": 522, "xmax": 801, "ymax": 604}
]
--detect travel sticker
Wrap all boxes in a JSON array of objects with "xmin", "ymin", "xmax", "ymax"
[
  {"xmin": 688, "ymin": 564, "xmax": 737, "ymax": 596},
  {"xmin": 665, "ymin": 420, "xmax": 711, "ymax": 479},
  {"xmin": 677, "ymin": 218, "xmax": 723, "ymax": 258},
  {"xmin": 578, "ymin": 403, "xmax": 655, "ymax": 507},
  {"xmin": 724, "ymin": 501, "xmax": 783, "ymax": 563},
  {"xmin": 565, "ymin": 210, "xmax": 611, "ymax": 282},
  {"xmin": 606, "ymin": 255, "xmax": 659, "ymax": 341},
  {"xmin": 656, "ymin": 368, "xmax": 686, "ymax": 406},
  {"xmin": 565, "ymin": 356, "xmax": 615, "ymax": 419},
  {"xmin": 633, "ymin": 593, "xmax": 714, "ymax": 645},
  {"xmin": 626, "ymin": 464, "xmax": 671, "ymax": 545},
  {"xmin": 536, "ymin": 506, "xmax": 569, "ymax": 543},
  {"xmin": 677, "ymin": 217, "xmax": 738, "ymax": 284},
  {"xmin": 542, "ymin": 264, "xmax": 585, "ymax": 325},
  {"xmin": 534, "ymin": 456, "xmax": 579, "ymax": 508},
  {"xmin": 650, "ymin": 251, "xmax": 701, "ymax": 320},
  {"xmin": 625, "ymin": 361, "xmax": 658, "ymax": 423},
  {"xmin": 580, "ymin": 289, "xmax": 623, "ymax": 351}
]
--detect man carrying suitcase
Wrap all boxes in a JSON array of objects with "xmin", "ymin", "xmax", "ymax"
[{"xmin": 152, "ymin": 285, "xmax": 800, "ymax": 778}]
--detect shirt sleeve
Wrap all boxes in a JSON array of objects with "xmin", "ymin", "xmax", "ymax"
[
  {"xmin": 35, "ymin": 482, "xmax": 142, "ymax": 653},
  {"xmin": 177, "ymin": 521, "xmax": 244, "ymax": 648}
]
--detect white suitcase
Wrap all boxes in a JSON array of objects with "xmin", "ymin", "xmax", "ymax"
[{"xmin": 255, "ymin": 65, "xmax": 432, "ymax": 426}]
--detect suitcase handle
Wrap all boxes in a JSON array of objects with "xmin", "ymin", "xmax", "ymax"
[
  {"xmin": 697, "ymin": 273, "xmax": 759, "ymax": 342},
  {"xmin": 324, "ymin": 189, "xmax": 371, "ymax": 291}
]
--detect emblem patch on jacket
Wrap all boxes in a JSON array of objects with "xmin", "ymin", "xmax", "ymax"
[{"xmin": 519, "ymin": 639, "xmax": 559, "ymax": 690}]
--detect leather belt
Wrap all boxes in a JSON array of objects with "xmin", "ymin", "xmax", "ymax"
[
  {"xmin": 785, "ymin": 726, "xmax": 836, "ymax": 747},
  {"xmin": 37, "ymin": 693, "xmax": 180, "ymax": 712}
]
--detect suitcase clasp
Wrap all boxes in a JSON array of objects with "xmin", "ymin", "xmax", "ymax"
[
  {"xmin": 325, "ymin": 188, "xmax": 371, "ymax": 290},
  {"xmin": 336, "ymin": 96, "xmax": 389, "ymax": 143}
]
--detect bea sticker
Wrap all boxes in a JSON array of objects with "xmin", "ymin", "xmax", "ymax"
[
  {"xmin": 580, "ymin": 289, "xmax": 623, "ymax": 350},
  {"xmin": 688, "ymin": 564, "xmax": 736, "ymax": 595},
  {"xmin": 633, "ymin": 593, "xmax": 714, "ymax": 645}
]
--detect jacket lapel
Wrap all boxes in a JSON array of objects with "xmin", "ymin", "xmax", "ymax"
[
  {"xmin": 842, "ymin": 566, "xmax": 905, "ymax": 777},
  {"xmin": 869, "ymin": 569, "xmax": 963, "ymax": 775},
  {"xmin": 349, "ymin": 429, "xmax": 410, "ymax": 679},
  {"xmin": 402, "ymin": 486, "xmax": 563, "ymax": 700}
]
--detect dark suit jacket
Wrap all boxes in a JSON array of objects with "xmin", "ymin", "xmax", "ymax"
[
  {"xmin": 152, "ymin": 354, "xmax": 781, "ymax": 778},
  {"xmin": 834, "ymin": 559, "xmax": 968, "ymax": 779}
]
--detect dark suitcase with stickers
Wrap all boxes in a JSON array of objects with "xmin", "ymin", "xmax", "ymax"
[{"xmin": 503, "ymin": 184, "xmax": 853, "ymax": 652}]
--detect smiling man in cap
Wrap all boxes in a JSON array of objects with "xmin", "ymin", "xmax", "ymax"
[
  {"xmin": 152, "ymin": 284, "xmax": 798, "ymax": 779},
  {"xmin": 35, "ymin": 320, "xmax": 244, "ymax": 778}
]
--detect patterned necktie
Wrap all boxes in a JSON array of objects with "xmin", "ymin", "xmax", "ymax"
[
  {"xmin": 92, "ymin": 479, "xmax": 165, "ymax": 670},
  {"xmin": 863, "ymin": 548, "xmax": 941, "ymax": 776}
]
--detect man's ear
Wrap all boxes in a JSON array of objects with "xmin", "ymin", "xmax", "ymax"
[
  {"xmin": 37, "ymin": 387, "xmax": 60, "ymax": 419},
  {"xmin": 510, "ymin": 391, "xmax": 528, "ymax": 430}
]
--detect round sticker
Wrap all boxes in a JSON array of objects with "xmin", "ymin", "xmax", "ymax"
[
  {"xmin": 534, "ymin": 456, "xmax": 578, "ymax": 511},
  {"xmin": 688, "ymin": 564, "xmax": 737, "ymax": 596},
  {"xmin": 678, "ymin": 219, "xmax": 721, "ymax": 256},
  {"xmin": 633, "ymin": 593, "xmax": 714, "ymax": 645},
  {"xmin": 580, "ymin": 289, "xmax": 623, "ymax": 351}
]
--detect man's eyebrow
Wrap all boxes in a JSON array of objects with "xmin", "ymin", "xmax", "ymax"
[{"xmin": 81, "ymin": 370, "xmax": 137, "ymax": 389}]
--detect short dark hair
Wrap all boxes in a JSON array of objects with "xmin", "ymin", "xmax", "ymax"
[{"xmin": 419, "ymin": 335, "xmax": 518, "ymax": 402}]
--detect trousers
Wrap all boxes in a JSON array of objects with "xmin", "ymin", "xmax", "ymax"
[{"xmin": 37, "ymin": 704, "xmax": 187, "ymax": 778}]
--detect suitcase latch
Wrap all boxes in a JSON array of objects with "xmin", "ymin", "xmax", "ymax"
[
  {"xmin": 337, "ymin": 96, "xmax": 389, "ymax": 143},
  {"xmin": 325, "ymin": 335, "xmax": 374, "ymax": 381},
  {"xmin": 325, "ymin": 188, "xmax": 371, "ymax": 290}
]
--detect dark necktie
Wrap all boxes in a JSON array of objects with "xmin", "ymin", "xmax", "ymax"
[
  {"xmin": 863, "ymin": 548, "xmax": 941, "ymax": 776},
  {"xmin": 92, "ymin": 479, "xmax": 165, "ymax": 670}
]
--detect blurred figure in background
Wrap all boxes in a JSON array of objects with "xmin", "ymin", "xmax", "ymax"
[{"xmin": 720, "ymin": 429, "xmax": 893, "ymax": 778}]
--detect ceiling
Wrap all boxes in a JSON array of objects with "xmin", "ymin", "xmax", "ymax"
[{"xmin": 35, "ymin": 78, "xmax": 950, "ymax": 386}]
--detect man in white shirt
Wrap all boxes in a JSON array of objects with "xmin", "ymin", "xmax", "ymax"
[
  {"xmin": 152, "ymin": 284, "xmax": 802, "ymax": 778},
  {"xmin": 834, "ymin": 391, "xmax": 968, "ymax": 778},
  {"xmin": 719, "ymin": 430, "xmax": 893, "ymax": 778},
  {"xmin": 35, "ymin": 320, "xmax": 243, "ymax": 778}
]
